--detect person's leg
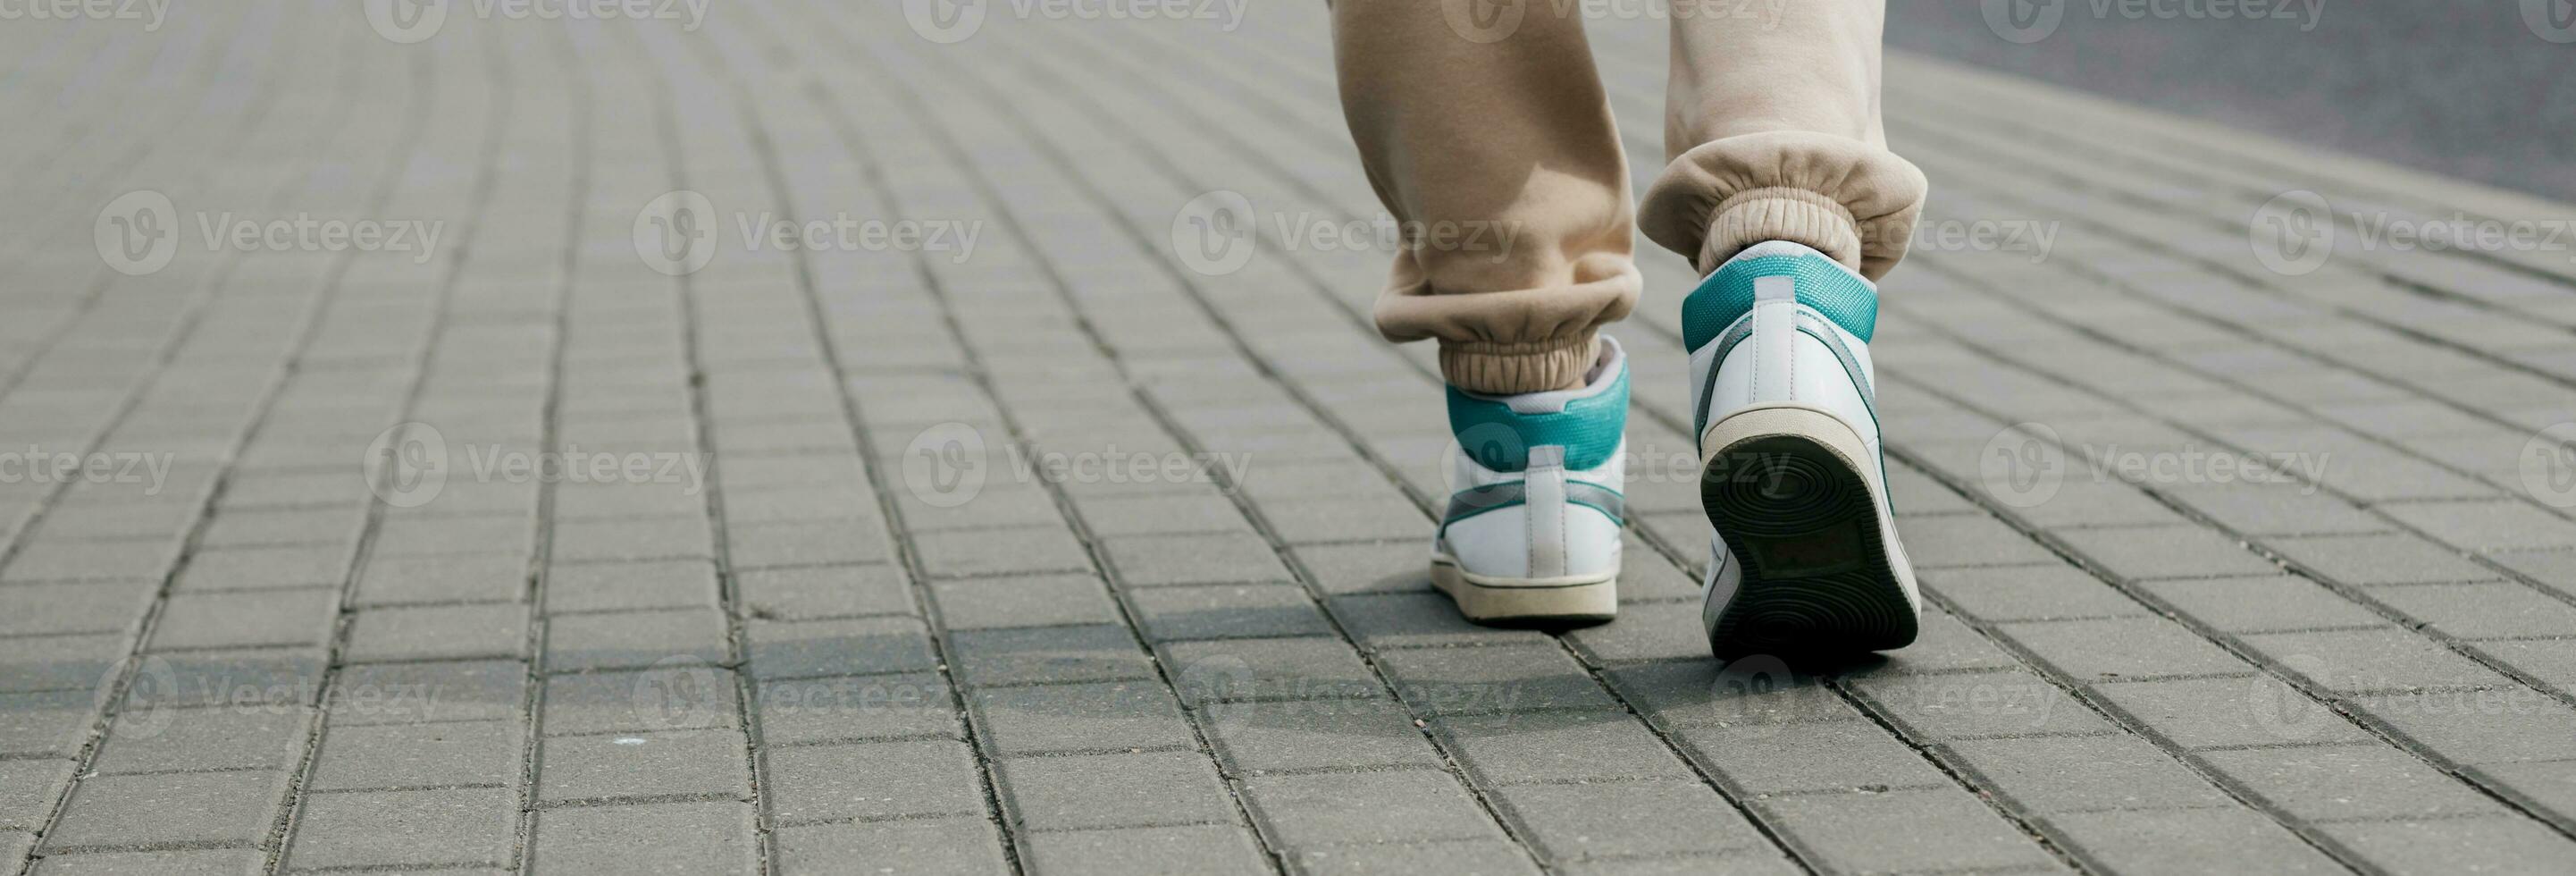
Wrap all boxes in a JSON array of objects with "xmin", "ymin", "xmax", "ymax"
[
  {"xmin": 1333, "ymin": 0, "xmax": 1639, "ymax": 394},
  {"xmin": 1651, "ymin": 2, "xmax": 1931, "ymax": 657},
  {"xmin": 1641, "ymin": 0, "xmax": 1926, "ymax": 279},
  {"xmin": 1332, "ymin": 0, "xmax": 1635, "ymax": 623}
]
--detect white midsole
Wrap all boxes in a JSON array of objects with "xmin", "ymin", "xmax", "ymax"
[{"xmin": 1431, "ymin": 557, "xmax": 1617, "ymax": 621}]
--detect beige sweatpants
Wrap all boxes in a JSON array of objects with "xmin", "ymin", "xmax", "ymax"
[{"xmin": 1335, "ymin": 0, "xmax": 1928, "ymax": 393}]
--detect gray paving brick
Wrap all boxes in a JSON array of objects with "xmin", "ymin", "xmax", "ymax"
[
  {"xmin": 997, "ymin": 750, "xmax": 1234, "ymax": 830},
  {"xmin": 2092, "ymin": 676, "xmax": 2376, "ymax": 749},
  {"xmin": 2267, "ymin": 533, "xmax": 2499, "ymax": 585},
  {"xmin": 726, "ymin": 520, "xmax": 890, "ymax": 569},
  {"xmin": 969, "ymin": 681, "xmax": 1196, "ymax": 755},
  {"xmin": 2054, "ymin": 525, "xmax": 2281, "ymax": 580},
  {"xmin": 2373, "ymin": 582, "xmax": 2576, "ymax": 639},
  {"xmin": 309, "ymin": 720, "xmax": 522, "ymax": 790},
  {"xmin": 752, "ymin": 673, "xmax": 959, "ymax": 745},
  {"xmin": 1376, "ymin": 644, "xmax": 1618, "ymax": 715},
  {"xmin": 1601, "ymin": 660, "xmax": 1859, "ymax": 728},
  {"xmin": 2200, "ymin": 743, "xmax": 2504, "ymax": 822},
  {"xmin": 0, "ymin": 633, "xmax": 130, "ymax": 694},
  {"xmin": 2380, "ymin": 499, "xmax": 2576, "ymax": 552},
  {"xmin": 2161, "ymin": 483, "xmax": 2390, "ymax": 536},
  {"xmin": 1329, "ymin": 593, "xmax": 1553, "ymax": 651},
  {"xmin": 1870, "ymin": 608, "xmax": 2026, "ymax": 676},
  {"xmin": 765, "ymin": 739, "xmax": 984, "ymax": 822},
  {"xmin": 1435, "ymin": 709, "xmax": 1692, "ymax": 785},
  {"xmin": 550, "ymin": 516, "xmax": 713, "ymax": 564},
  {"xmin": 543, "ymin": 667, "xmax": 738, "ymax": 737},
  {"xmin": 1889, "ymin": 514, "xmax": 2060, "ymax": 569},
  {"xmin": 1286, "ymin": 839, "xmax": 1540, "ymax": 876},
  {"xmin": 732, "ymin": 564, "xmax": 912, "ymax": 620},
  {"xmin": 1846, "ymin": 669, "xmax": 2118, "ymax": 740},
  {"xmin": 1758, "ymin": 787, "xmax": 2058, "ymax": 874},
  {"xmin": 93, "ymin": 705, "xmax": 310, "ymax": 774},
  {"xmin": 929, "ymin": 573, "xmax": 1122, "ymax": 629},
  {"xmin": 346, "ymin": 603, "xmax": 528, "ymax": 662},
  {"xmin": 2354, "ymin": 689, "xmax": 2576, "ymax": 763},
  {"xmin": 544, "ymin": 609, "xmax": 727, "ymax": 673},
  {"xmin": 0, "ymin": 580, "xmax": 155, "ymax": 636},
  {"xmin": 538, "ymin": 729, "xmax": 750, "ymax": 804},
  {"xmin": 285, "ymin": 788, "xmax": 515, "ymax": 871},
  {"xmin": 1291, "ymin": 542, "xmax": 1428, "ymax": 595},
  {"xmin": 355, "ymin": 553, "xmax": 527, "ymax": 607},
  {"xmin": 1067, "ymin": 493, "xmax": 1254, "ymax": 537},
  {"xmin": 2139, "ymin": 575, "xmax": 2390, "ymax": 633},
  {"xmin": 543, "ymin": 560, "xmax": 717, "ymax": 614},
  {"xmin": 45, "ymin": 770, "xmax": 288, "ymax": 851},
  {"xmin": 2488, "ymin": 549, "xmax": 2576, "ymax": 601},
  {"xmin": 2317, "ymin": 816, "xmax": 2576, "ymax": 876},
  {"xmin": 1947, "ymin": 733, "xmax": 2235, "ymax": 813},
  {"xmin": 1164, "ymin": 636, "xmax": 1380, "ymax": 704},
  {"xmin": 330, "ymin": 660, "xmax": 526, "ymax": 725},
  {"xmin": 150, "ymin": 588, "xmax": 339, "ymax": 651},
  {"xmin": 1023, "ymin": 824, "xmax": 1269, "ymax": 876},
  {"xmin": 775, "ymin": 817, "xmax": 1006, "ymax": 876},
  {"xmin": 1127, "ymin": 583, "xmax": 1332, "ymax": 642},
  {"xmin": 372, "ymin": 514, "xmax": 539, "ymax": 559},
  {"xmin": 913, "ymin": 526, "xmax": 1093, "ymax": 578},
  {"xmin": 945, "ymin": 623, "xmax": 1157, "ymax": 687},
  {"xmin": 531, "ymin": 801, "xmax": 757, "ymax": 875},
  {"xmin": 1675, "ymin": 718, "xmax": 1954, "ymax": 795},
  {"xmin": 1, "ymin": 537, "xmax": 180, "ymax": 584},
  {"xmin": 1200, "ymin": 696, "xmax": 1441, "ymax": 773},
  {"xmin": 745, "ymin": 616, "xmax": 937, "ymax": 680},
  {"xmin": 173, "ymin": 544, "xmax": 352, "ymax": 592},
  {"xmin": 1561, "ymin": 606, "xmax": 1710, "ymax": 663},
  {"xmin": 1996, "ymin": 616, "xmax": 2251, "ymax": 682},
  {"xmin": 1489, "ymin": 780, "xmax": 1773, "ymax": 863},
  {"xmin": 1103, "ymin": 533, "xmax": 1294, "ymax": 586},
  {"xmin": 2240, "ymin": 628, "xmax": 2519, "ymax": 694},
  {"xmin": 1918, "ymin": 565, "xmax": 2151, "ymax": 622},
  {"xmin": 1241, "ymin": 770, "xmax": 1502, "ymax": 848},
  {"xmin": 0, "ymin": 758, "xmax": 73, "ymax": 832},
  {"xmin": 26, "ymin": 848, "xmax": 265, "ymax": 875},
  {"xmin": 2043, "ymin": 808, "xmax": 2340, "ymax": 875}
]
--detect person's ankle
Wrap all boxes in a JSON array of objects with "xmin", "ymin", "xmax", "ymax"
[{"xmin": 1438, "ymin": 335, "xmax": 1598, "ymax": 395}]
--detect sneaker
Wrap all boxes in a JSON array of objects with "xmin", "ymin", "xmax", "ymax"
[
  {"xmin": 1431, "ymin": 337, "xmax": 1628, "ymax": 624},
  {"xmin": 1687, "ymin": 241, "xmax": 1920, "ymax": 657}
]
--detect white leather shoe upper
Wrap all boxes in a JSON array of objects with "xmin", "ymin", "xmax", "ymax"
[{"xmin": 1435, "ymin": 338, "xmax": 1629, "ymax": 585}]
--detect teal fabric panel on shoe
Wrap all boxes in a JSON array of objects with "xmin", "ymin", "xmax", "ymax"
[
  {"xmin": 1446, "ymin": 365, "xmax": 1628, "ymax": 473},
  {"xmin": 1682, "ymin": 251, "xmax": 1878, "ymax": 351}
]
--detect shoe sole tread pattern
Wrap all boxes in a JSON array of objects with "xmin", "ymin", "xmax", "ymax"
[{"xmin": 1701, "ymin": 407, "xmax": 1918, "ymax": 658}]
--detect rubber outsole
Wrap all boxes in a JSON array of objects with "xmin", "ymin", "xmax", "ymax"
[
  {"xmin": 1431, "ymin": 559, "xmax": 1617, "ymax": 626},
  {"xmin": 1700, "ymin": 408, "xmax": 1917, "ymax": 658}
]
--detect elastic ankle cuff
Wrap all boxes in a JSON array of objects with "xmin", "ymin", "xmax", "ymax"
[
  {"xmin": 1439, "ymin": 335, "xmax": 1598, "ymax": 395},
  {"xmin": 1702, "ymin": 188, "xmax": 1861, "ymax": 275}
]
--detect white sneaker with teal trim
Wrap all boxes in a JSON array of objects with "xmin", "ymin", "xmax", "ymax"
[
  {"xmin": 1431, "ymin": 337, "xmax": 1628, "ymax": 624},
  {"xmin": 1688, "ymin": 241, "xmax": 1920, "ymax": 657}
]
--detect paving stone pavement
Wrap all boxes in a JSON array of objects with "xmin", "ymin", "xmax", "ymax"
[{"xmin": 3, "ymin": 3, "xmax": 2575, "ymax": 875}]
